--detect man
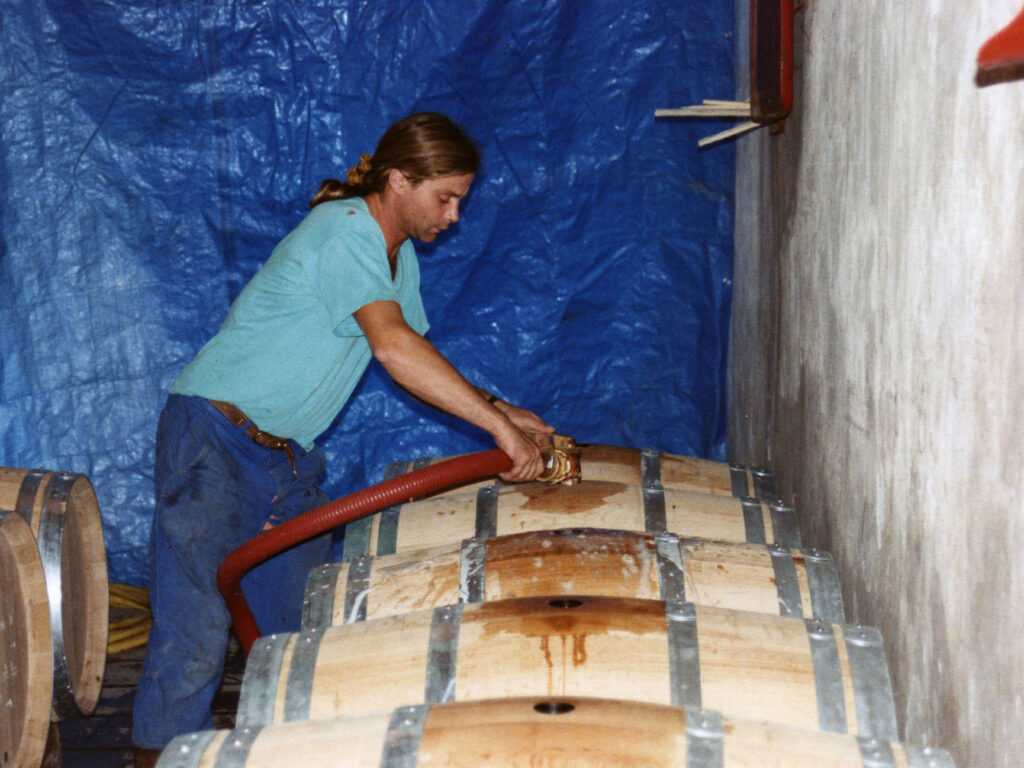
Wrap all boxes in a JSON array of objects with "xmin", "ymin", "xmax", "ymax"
[{"xmin": 132, "ymin": 112, "xmax": 554, "ymax": 764}]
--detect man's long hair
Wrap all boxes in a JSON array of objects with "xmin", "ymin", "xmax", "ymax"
[{"xmin": 309, "ymin": 112, "xmax": 480, "ymax": 207}]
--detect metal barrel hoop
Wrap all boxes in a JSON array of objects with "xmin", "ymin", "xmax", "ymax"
[
  {"xmin": 300, "ymin": 562, "xmax": 340, "ymax": 631},
  {"xmin": 39, "ymin": 472, "xmax": 80, "ymax": 717}
]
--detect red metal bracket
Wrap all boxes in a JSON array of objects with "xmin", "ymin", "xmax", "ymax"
[
  {"xmin": 750, "ymin": 0, "xmax": 794, "ymax": 122},
  {"xmin": 977, "ymin": 5, "xmax": 1024, "ymax": 86}
]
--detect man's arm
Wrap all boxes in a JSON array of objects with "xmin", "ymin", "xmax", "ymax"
[{"xmin": 353, "ymin": 300, "xmax": 548, "ymax": 482}]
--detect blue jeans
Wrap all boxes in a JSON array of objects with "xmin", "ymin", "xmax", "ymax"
[{"xmin": 132, "ymin": 395, "xmax": 331, "ymax": 749}]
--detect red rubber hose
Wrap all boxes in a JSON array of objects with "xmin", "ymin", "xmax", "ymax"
[{"xmin": 217, "ymin": 449, "xmax": 512, "ymax": 655}]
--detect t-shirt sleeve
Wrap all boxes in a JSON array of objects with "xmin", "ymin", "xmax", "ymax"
[
  {"xmin": 314, "ymin": 220, "xmax": 397, "ymax": 337},
  {"xmin": 399, "ymin": 250, "xmax": 430, "ymax": 336},
  {"xmin": 404, "ymin": 291, "xmax": 429, "ymax": 336}
]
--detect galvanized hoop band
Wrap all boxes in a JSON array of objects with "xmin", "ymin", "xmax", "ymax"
[
  {"xmin": 341, "ymin": 515, "xmax": 372, "ymax": 561},
  {"xmin": 425, "ymin": 604, "xmax": 463, "ymax": 704},
  {"xmin": 767, "ymin": 501, "xmax": 802, "ymax": 549},
  {"xmin": 739, "ymin": 496, "xmax": 766, "ymax": 544},
  {"xmin": 642, "ymin": 484, "xmax": 667, "ymax": 532},
  {"xmin": 728, "ymin": 462, "xmax": 750, "ymax": 498},
  {"xmin": 14, "ymin": 468, "xmax": 47, "ymax": 526},
  {"xmin": 654, "ymin": 531, "xmax": 687, "ymax": 605},
  {"xmin": 375, "ymin": 461, "xmax": 415, "ymax": 557},
  {"xmin": 300, "ymin": 562, "xmax": 340, "ymax": 631},
  {"xmin": 641, "ymin": 453, "xmax": 667, "ymax": 532},
  {"xmin": 377, "ymin": 504, "xmax": 401, "ymax": 556},
  {"xmin": 802, "ymin": 548, "xmax": 846, "ymax": 624},
  {"xmin": 805, "ymin": 618, "xmax": 848, "ymax": 734},
  {"xmin": 235, "ymin": 632, "xmax": 290, "ymax": 727},
  {"xmin": 845, "ymin": 626, "xmax": 899, "ymax": 741},
  {"xmin": 283, "ymin": 628, "xmax": 324, "ymax": 723},
  {"xmin": 857, "ymin": 736, "xmax": 897, "ymax": 768},
  {"xmin": 382, "ymin": 704, "xmax": 430, "ymax": 768},
  {"xmin": 685, "ymin": 708, "xmax": 724, "ymax": 768},
  {"xmin": 750, "ymin": 466, "xmax": 779, "ymax": 502},
  {"xmin": 382, "ymin": 460, "xmax": 410, "ymax": 481},
  {"xmin": 768, "ymin": 544, "xmax": 802, "ymax": 618},
  {"xmin": 159, "ymin": 730, "xmax": 219, "ymax": 768},
  {"xmin": 903, "ymin": 744, "xmax": 956, "ymax": 768},
  {"xmin": 39, "ymin": 472, "xmax": 81, "ymax": 717},
  {"xmin": 665, "ymin": 601, "xmax": 701, "ymax": 709},
  {"xmin": 640, "ymin": 447, "xmax": 661, "ymax": 487},
  {"xmin": 459, "ymin": 537, "xmax": 488, "ymax": 604},
  {"xmin": 475, "ymin": 485, "xmax": 499, "ymax": 540},
  {"xmin": 343, "ymin": 555, "xmax": 373, "ymax": 623},
  {"xmin": 212, "ymin": 725, "xmax": 262, "ymax": 768}
]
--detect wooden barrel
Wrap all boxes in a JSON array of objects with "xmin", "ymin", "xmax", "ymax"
[
  {"xmin": 342, "ymin": 480, "xmax": 800, "ymax": 560},
  {"xmin": 0, "ymin": 467, "xmax": 109, "ymax": 717},
  {"xmin": 383, "ymin": 443, "xmax": 779, "ymax": 501},
  {"xmin": 239, "ymin": 595, "xmax": 896, "ymax": 739},
  {"xmin": 304, "ymin": 528, "xmax": 844, "ymax": 630},
  {"xmin": 0, "ymin": 510, "xmax": 54, "ymax": 768},
  {"xmin": 162, "ymin": 698, "xmax": 952, "ymax": 768}
]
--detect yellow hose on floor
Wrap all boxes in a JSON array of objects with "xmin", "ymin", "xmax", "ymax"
[{"xmin": 108, "ymin": 583, "xmax": 152, "ymax": 654}]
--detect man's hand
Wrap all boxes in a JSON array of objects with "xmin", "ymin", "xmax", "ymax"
[
  {"xmin": 493, "ymin": 400, "xmax": 555, "ymax": 448},
  {"xmin": 493, "ymin": 420, "xmax": 545, "ymax": 483}
]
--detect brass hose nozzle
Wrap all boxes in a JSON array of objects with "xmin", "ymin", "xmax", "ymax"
[{"xmin": 537, "ymin": 434, "xmax": 582, "ymax": 484}]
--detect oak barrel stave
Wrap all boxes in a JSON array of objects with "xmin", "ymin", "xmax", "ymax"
[
  {"xmin": 304, "ymin": 528, "xmax": 843, "ymax": 630},
  {"xmin": 159, "ymin": 697, "xmax": 952, "ymax": 768},
  {"xmin": 240, "ymin": 595, "xmax": 895, "ymax": 738}
]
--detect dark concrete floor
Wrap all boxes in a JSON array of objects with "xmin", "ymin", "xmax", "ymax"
[{"xmin": 56, "ymin": 639, "xmax": 244, "ymax": 768}]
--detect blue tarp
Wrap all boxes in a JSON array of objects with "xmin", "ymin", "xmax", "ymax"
[{"xmin": 0, "ymin": 1, "xmax": 735, "ymax": 585}]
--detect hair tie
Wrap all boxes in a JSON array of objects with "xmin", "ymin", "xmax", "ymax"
[{"xmin": 346, "ymin": 153, "xmax": 374, "ymax": 185}]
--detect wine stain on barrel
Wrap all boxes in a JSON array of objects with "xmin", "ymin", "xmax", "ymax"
[
  {"xmin": 514, "ymin": 481, "xmax": 629, "ymax": 513},
  {"xmin": 472, "ymin": 597, "xmax": 666, "ymax": 692}
]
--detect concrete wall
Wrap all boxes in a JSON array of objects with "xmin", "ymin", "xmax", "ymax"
[{"xmin": 730, "ymin": 3, "xmax": 1024, "ymax": 766}]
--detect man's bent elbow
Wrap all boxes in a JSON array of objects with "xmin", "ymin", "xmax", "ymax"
[
  {"xmin": 368, "ymin": 332, "xmax": 425, "ymax": 383},
  {"xmin": 369, "ymin": 338, "xmax": 404, "ymax": 371}
]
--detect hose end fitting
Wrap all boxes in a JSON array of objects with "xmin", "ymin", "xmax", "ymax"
[{"xmin": 538, "ymin": 434, "xmax": 582, "ymax": 484}]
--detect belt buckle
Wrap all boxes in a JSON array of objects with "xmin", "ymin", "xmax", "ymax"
[{"xmin": 247, "ymin": 425, "xmax": 298, "ymax": 479}]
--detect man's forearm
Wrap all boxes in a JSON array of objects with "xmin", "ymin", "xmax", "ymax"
[{"xmin": 373, "ymin": 325, "xmax": 508, "ymax": 435}]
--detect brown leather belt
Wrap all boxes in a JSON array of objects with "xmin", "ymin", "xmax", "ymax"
[{"xmin": 207, "ymin": 399, "xmax": 298, "ymax": 477}]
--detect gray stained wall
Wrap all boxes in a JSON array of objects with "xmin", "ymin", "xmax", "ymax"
[{"xmin": 730, "ymin": 2, "xmax": 1024, "ymax": 767}]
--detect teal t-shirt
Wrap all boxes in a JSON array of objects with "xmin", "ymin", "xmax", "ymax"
[{"xmin": 172, "ymin": 197, "xmax": 429, "ymax": 450}]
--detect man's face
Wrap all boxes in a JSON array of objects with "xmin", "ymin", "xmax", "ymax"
[{"xmin": 397, "ymin": 172, "xmax": 474, "ymax": 243}]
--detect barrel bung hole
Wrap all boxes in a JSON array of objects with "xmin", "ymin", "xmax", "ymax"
[
  {"xmin": 548, "ymin": 598, "xmax": 583, "ymax": 609},
  {"xmin": 534, "ymin": 702, "xmax": 575, "ymax": 715}
]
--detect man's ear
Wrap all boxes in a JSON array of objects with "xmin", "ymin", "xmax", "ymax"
[{"xmin": 387, "ymin": 168, "xmax": 410, "ymax": 195}]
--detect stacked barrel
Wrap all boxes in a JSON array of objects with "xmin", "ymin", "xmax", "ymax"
[
  {"xmin": 0, "ymin": 467, "xmax": 109, "ymax": 768},
  {"xmin": 160, "ymin": 443, "xmax": 954, "ymax": 767}
]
